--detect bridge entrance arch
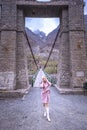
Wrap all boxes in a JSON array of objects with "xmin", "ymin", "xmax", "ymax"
[{"xmin": 0, "ymin": 0, "xmax": 87, "ymax": 95}]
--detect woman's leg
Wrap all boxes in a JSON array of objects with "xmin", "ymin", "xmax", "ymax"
[
  {"xmin": 45, "ymin": 103, "xmax": 51, "ymax": 122},
  {"xmin": 43, "ymin": 103, "xmax": 46, "ymax": 117}
]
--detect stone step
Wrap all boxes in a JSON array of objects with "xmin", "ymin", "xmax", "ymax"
[
  {"xmin": 55, "ymin": 85, "xmax": 85, "ymax": 95},
  {"xmin": 0, "ymin": 87, "xmax": 30, "ymax": 99}
]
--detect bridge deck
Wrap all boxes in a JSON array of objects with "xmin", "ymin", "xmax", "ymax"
[{"xmin": 33, "ymin": 69, "xmax": 45, "ymax": 87}]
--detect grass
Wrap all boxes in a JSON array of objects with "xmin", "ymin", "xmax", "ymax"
[
  {"xmin": 27, "ymin": 54, "xmax": 58, "ymax": 75},
  {"xmin": 44, "ymin": 66, "xmax": 57, "ymax": 74}
]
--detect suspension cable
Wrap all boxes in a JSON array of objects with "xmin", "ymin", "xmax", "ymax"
[
  {"xmin": 23, "ymin": 27, "xmax": 60, "ymax": 70},
  {"xmin": 23, "ymin": 30, "xmax": 38, "ymax": 70},
  {"xmin": 44, "ymin": 27, "xmax": 60, "ymax": 69}
]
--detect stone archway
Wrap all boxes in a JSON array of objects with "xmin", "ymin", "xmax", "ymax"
[{"xmin": 0, "ymin": 0, "xmax": 87, "ymax": 95}]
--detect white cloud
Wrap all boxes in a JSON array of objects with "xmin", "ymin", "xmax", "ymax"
[
  {"xmin": 25, "ymin": 18, "xmax": 44, "ymax": 31},
  {"xmin": 40, "ymin": 18, "xmax": 59, "ymax": 35}
]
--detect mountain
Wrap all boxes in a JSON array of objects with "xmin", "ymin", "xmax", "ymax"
[
  {"xmin": 34, "ymin": 29, "xmax": 46, "ymax": 40},
  {"xmin": 25, "ymin": 28, "xmax": 45, "ymax": 49},
  {"xmin": 25, "ymin": 26, "xmax": 60, "ymax": 58},
  {"xmin": 46, "ymin": 26, "xmax": 60, "ymax": 49}
]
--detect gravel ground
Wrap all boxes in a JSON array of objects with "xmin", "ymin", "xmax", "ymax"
[{"xmin": 0, "ymin": 87, "xmax": 87, "ymax": 130}]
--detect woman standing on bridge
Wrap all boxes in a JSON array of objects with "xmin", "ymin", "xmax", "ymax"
[{"xmin": 40, "ymin": 76, "xmax": 51, "ymax": 122}]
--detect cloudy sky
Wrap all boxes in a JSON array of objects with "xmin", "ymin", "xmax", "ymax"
[
  {"xmin": 25, "ymin": 0, "xmax": 87, "ymax": 36},
  {"xmin": 25, "ymin": 18, "xmax": 59, "ymax": 35}
]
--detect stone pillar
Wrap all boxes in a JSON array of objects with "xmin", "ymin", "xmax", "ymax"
[
  {"xmin": 16, "ymin": 8, "xmax": 29, "ymax": 89},
  {"xmin": 84, "ymin": 15, "xmax": 87, "ymax": 60},
  {"xmin": 0, "ymin": 0, "xmax": 17, "ymax": 90},
  {"xmin": 57, "ymin": 7, "xmax": 70, "ymax": 88},
  {"xmin": 0, "ymin": 1, "xmax": 1, "ymax": 54},
  {"xmin": 0, "ymin": 1, "xmax": 1, "ymax": 88},
  {"xmin": 69, "ymin": 0, "xmax": 87, "ymax": 88}
]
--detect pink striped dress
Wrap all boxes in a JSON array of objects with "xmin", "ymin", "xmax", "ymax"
[{"xmin": 40, "ymin": 81, "xmax": 51, "ymax": 104}]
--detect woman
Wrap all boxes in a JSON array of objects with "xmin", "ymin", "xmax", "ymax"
[{"xmin": 40, "ymin": 76, "xmax": 51, "ymax": 122}]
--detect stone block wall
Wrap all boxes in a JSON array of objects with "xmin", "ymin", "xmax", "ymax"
[
  {"xmin": 0, "ymin": 0, "xmax": 29, "ymax": 90},
  {"xmin": 57, "ymin": 7, "xmax": 70, "ymax": 88},
  {"xmin": 84, "ymin": 15, "xmax": 87, "ymax": 78},
  {"xmin": 16, "ymin": 8, "xmax": 29, "ymax": 89},
  {"xmin": 0, "ymin": 0, "xmax": 17, "ymax": 90},
  {"xmin": 69, "ymin": 0, "xmax": 87, "ymax": 87},
  {"xmin": 84, "ymin": 15, "xmax": 87, "ymax": 59},
  {"xmin": 0, "ymin": 31, "xmax": 16, "ymax": 89},
  {"xmin": 1, "ymin": 0, "xmax": 16, "ymax": 30},
  {"xmin": 0, "ymin": 0, "xmax": 87, "ymax": 91}
]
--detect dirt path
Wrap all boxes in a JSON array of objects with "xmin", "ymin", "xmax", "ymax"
[{"xmin": 0, "ymin": 87, "xmax": 87, "ymax": 130}]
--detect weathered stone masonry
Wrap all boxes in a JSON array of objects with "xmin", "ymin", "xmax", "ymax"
[
  {"xmin": 0, "ymin": 0, "xmax": 87, "ymax": 94},
  {"xmin": 58, "ymin": 0, "xmax": 87, "ymax": 89},
  {"xmin": 0, "ymin": 0, "xmax": 17, "ymax": 90},
  {"xmin": 0, "ymin": 0, "xmax": 29, "ymax": 90},
  {"xmin": 68, "ymin": 0, "xmax": 87, "ymax": 88},
  {"xmin": 84, "ymin": 15, "xmax": 87, "ymax": 64}
]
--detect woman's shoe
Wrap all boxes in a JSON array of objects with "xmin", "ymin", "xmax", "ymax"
[
  {"xmin": 47, "ymin": 117, "xmax": 51, "ymax": 122},
  {"xmin": 44, "ymin": 111, "xmax": 46, "ymax": 117}
]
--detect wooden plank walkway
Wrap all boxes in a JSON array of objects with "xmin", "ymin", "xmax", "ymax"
[{"xmin": 0, "ymin": 87, "xmax": 87, "ymax": 130}]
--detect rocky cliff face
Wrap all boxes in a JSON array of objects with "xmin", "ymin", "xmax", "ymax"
[
  {"xmin": 25, "ymin": 28, "xmax": 45, "ymax": 48},
  {"xmin": 26, "ymin": 26, "xmax": 59, "ymax": 59},
  {"xmin": 26, "ymin": 26, "xmax": 59, "ymax": 49},
  {"xmin": 46, "ymin": 26, "xmax": 60, "ymax": 48}
]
